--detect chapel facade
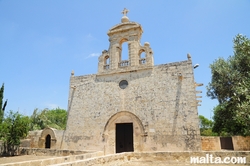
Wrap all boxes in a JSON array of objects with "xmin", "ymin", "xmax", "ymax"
[{"xmin": 61, "ymin": 9, "xmax": 202, "ymax": 154}]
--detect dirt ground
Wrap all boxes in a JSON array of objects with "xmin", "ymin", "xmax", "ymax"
[{"xmin": 0, "ymin": 155, "xmax": 55, "ymax": 164}]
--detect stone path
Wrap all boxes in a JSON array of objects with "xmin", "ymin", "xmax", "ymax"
[{"xmin": 0, "ymin": 155, "xmax": 54, "ymax": 164}]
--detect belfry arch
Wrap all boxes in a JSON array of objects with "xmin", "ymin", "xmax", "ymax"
[
  {"xmin": 120, "ymin": 38, "xmax": 129, "ymax": 60},
  {"xmin": 119, "ymin": 38, "xmax": 128, "ymax": 46},
  {"xmin": 103, "ymin": 111, "xmax": 146, "ymax": 154},
  {"xmin": 105, "ymin": 55, "xmax": 110, "ymax": 63},
  {"xmin": 139, "ymin": 49, "xmax": 146, "ymax": 64}
]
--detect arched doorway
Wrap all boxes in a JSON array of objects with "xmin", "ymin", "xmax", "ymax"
[
  {"xmin": 45, "ymin": 134, "xmax": 51, "ymax": 148},
  {"xmin": 39, "ymin": 127, "xmax": 57, "ymax": 149},
  {"xmin": 103, "ymin": 111, "xmax": 145, "ymax": 154}
]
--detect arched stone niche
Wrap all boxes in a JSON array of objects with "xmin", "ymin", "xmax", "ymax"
[
  {"xmin": 103, "ymin": 111, "xmax": 146, "ymax": 154},
  {"xmin": 38, "ymin": 127, "xmax": 57, "ymax": 149}
]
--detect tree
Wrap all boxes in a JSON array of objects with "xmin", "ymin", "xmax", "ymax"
[
  {"xmin": 199, "ymin": 115, "xmax": 217, "ymax": 136},
  {"xmin": 44, "ymin": 108, "xmax": 67, "ymax": 130},
  {"xmin": 29, "ymin": 108, "xmax": 67, "ymax": 130},
  {"xmin": 0, "ymin": 83, "xmax": 4, "ymax": 122},
  {"xmin": 207, "ymin": 34, "xmax": 250, "ymax": 136},
  {"xmin": 0, "ymin": 111, "xmax": 30, "ymax": 156}
]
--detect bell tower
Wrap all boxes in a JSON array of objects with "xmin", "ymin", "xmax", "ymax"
[{"xmin": 98, "ymin": 8, "xmax": 154, "ymax": 74}]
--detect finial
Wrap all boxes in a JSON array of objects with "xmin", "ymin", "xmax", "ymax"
[
  {"xmin": 71, "ymin": 70, "xmax": 74, "ymax": 76},
  {"xmin": 187, "ymin": 53, "xmax": 191, "ymax": 60},
  {"xmin": 121, "ymin": 8, "xmax": 129, "ymax": 23},
  {"xmin": 144, "ymin": 42, "xmax": 150, "ymax": 46},
  {"xmin": 121, "ymin": 8, "xmax": 129, "ymax": 16}
]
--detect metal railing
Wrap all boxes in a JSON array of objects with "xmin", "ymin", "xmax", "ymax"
[
  {"xmin": 119, "ymin": 60, "xmax": 129, "ymax": 67},
  {"xmin": 139, "ymin": 58, "xmax": 146, "ymax": 64},
  {"xmin": 104, "ymin": 64, "xmax": 110, "ymax": 69}
]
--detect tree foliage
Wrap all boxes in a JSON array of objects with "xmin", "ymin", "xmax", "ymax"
[
  {"xmin": 207, "ymin": 34, "xmax": 250, "ymax": 136},
  {"xmin": 29, "ymin": 108, "xmax": 67, "ymax": 130},
  {"xmin": 199, "ymin": 115, "xmax": 217, "ymax": 136},
  {"xmin": 0, "ymin": 111, "xmax": 30, "ymax": 156}
]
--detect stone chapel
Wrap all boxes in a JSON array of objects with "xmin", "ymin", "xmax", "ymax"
[{"xmin": 61, "ymin": 9, "xmax": 201, "ymax": 154}]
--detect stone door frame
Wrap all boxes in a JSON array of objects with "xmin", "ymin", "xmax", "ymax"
[
  {"xmin": 39, "ymin": 127, "xmax": 57, "ymax": 149},
  {"xmin": 103, "ymin": 111, "xmax": 145, "ymax": 154}
]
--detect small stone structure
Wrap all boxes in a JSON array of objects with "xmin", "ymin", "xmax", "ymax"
[
  {"xmin": 38, "ymin": 128, "xmax": 64, "ymax": 149},
  {"xmin": 22, "ymin": 127, "xmax": 64, "ymax": 149},
  {"xmin": 61, "ymin": 9, "xmax": 201, "ymax": 154}
]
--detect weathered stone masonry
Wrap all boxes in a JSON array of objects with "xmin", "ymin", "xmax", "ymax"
[{"xmin": 61, "ymin": 9, "xmax": 201, "ymax": 154}]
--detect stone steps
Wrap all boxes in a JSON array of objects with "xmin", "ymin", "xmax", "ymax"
[
  {"xmin": 0, "ymin": 151, "xmax": 104, "ymax": 166},
  {"xmin": 48, "ymin": 151, "xmax": 250, "ymax": 166}
]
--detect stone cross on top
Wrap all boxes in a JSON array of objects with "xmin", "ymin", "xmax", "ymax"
[{"xmin": 121, "ymin": 8, "xmax": 129, "ymax": 16}]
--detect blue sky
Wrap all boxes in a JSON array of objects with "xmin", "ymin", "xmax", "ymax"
[{"xmin": 0, "ymin": 1, "xmax": 250, "ymax": 119}]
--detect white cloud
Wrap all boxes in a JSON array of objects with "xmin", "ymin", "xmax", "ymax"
[
  {"xmin": 83, "ymin": 33, "xmax": 97, "ymax": 43},
  {"xmin": 85, "ymin": 33, "xmax": 96, "ymax": 41},
  {"xmin": 85, "ymin": 53, "xmax": 100, "ymax": 59}
]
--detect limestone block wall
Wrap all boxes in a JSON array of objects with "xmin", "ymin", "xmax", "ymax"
[
  {"xmin": 54, "ymin": 130, "xmax": 64, "ymax": 149},
  {"xmin": 20, "ymin": 139, "xmax": 31, "ymax": 148},
  {"xmin": 201, "ymin": 136, "xmax": 221, "ymax": 151},
  {"xmin": 27, "ymin": 130, "xmax": 43, "ymax": 148},
  {"xmin": 62, "ymin": 58, "xmax": 201, "ymax": 154},
  {"xmin": 233, "ymin": 136, "xmax": 250, "ymax": 151}
]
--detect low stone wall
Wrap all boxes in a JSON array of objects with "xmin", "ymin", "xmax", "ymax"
[
  {"xmin": 20, "ymin": 139, "xmax": 31, "ymax": 147},
  {"xmin": 201, "ymin": 136, "xmax": 221, "ymax": 151},
  {"xmin": 233, "ymin": 136, "xmax": 250, "ymax": 151},
  {"xmin": 0, "ymin": 141, "xmax": 19, "ymax": 156},
  {"xmin": 201, "ymin": 136, "xmax": 250, "ymax": 151},
  {"xmin": 18, "ymin": 147, "xmax": 97, "ymax": 156},
  {"xmin": 48, "ymin": 151, "xmax": 250, "ymax": 166}
]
